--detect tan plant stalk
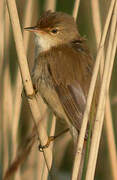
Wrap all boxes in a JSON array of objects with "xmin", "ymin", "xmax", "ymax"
[
  {"xmin": 105, "ymin": 97, "xmax": 117, "ymax": 180},
  {"xmin": 86, "ymin": 2, "xmax": 117, "ymax": 179},
  {"xmin": 86, "ymin": 25, "xmax": 117, "ymax": 180},
  {"xmin": 72, "ymin": 0, "xmax": 81, "ymax": 20},
  {"xmin": 0, "ymin": 0, "xmax": 4, "ymax": 76},
  {"xmin": 90, "ymin": 0, "xmax": 102, "ymax": 52},
  {"xmin": 12, "ymin": 0, "xmax": 35, "ymax": 159},
  {"xmin": 2, "ymin": 67, "xmax": 13, "ymax": 176},
  {"xmin": 4, "ymin": 6, "xmax": 21, "ymax": 180},
  {"xmin": 71, "ymin": 0, "xmax": 116, "ymax": 179},
  {"xmin": 2, "ymin": 5, "xmax": 13, "ymax": 176},
  {"xmin": 6, "ymin": 0, "xmax": 53, "ymax": 172},
  {"xmin": 72, "ymin": 0, "xmax": 80, "ymax": 19},
  {"xmin": 0, "ymin": 0, "xmax": 4, "ymax": 173},
  {"xmin": 44, "ymin": 0, "xmax": 56, "ymax": 11},
  {"xmin": 12, "ymin": 76, "xmax": 22, "ymax": 180},
  {"xmin": 91, "ymin": 1, "xmax": 117, "ymax": 179},
  {"xmin": 23, "ymin": 0, "xmax": 35, "ymax": 52},
  {"xmin": 11, "ymin": 1, "xmax": 36, "ymax": 179}
]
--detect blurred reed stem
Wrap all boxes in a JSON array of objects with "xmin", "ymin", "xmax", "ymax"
[
  {"xmin": 86, "ymin": 1, "xmax": 117, "ymax": 179},
  {"xmin": 72, "ymin": 0, "xmax": 116, "ymax": 179},
  {"xmin": 91, "ymin": 1, "xmax": 117, "ymax": 179},
  {"xmin": 6, "ymin": 0, "xmax": 53, "ymax": 174},
  {"xmin": 105, "ymin": 97, "xmax": 117, "ymax": 180},
  {"xmin": 2, "ymin": 65, "xmax": 13, "ymax": 176},
  {"xmin": 11, "ymin": 0, "xmax": 36, "ymax": 179},
  {"xmin": 0, "ymin": 1, "xmax": 5, "ymax": 177},
  {"xmin": 0, "ymin": 0, "xmax": 5, "ymax": 77},
  {"xmin": 44, "ymin": 0, "xmax": 56, "ymax": 11},
  {"xmin": 72, "ymin": 0, "xmax": 80, "ymax": 19},
  {"xmin": 2, "ymin": 4, "xmax": 13, "ymax": 177}
]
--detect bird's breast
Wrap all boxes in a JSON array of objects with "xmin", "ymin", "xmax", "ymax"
[
  {"xmin": 37, "ymin": 79, "xmax": 69, "ymax": 124},
  {"xmin": 32, "ymin": 61, "xmax": 69, "ymax": 124}
]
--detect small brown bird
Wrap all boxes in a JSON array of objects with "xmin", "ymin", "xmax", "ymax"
[{"xmin": 25, "ymin": 11, "xmax": 98, "ymax": 145}]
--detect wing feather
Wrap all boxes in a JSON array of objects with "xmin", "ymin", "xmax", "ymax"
[{"xmin": 48, "ymin": 41, "xmax": 93, "ymax": 135}]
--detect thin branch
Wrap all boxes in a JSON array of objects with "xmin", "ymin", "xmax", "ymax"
[
  {"xmin": 71, "ymin": 0, "xmax": 116, "ymax": 179},
  {"xmin": 6, "ymin": 0, "xmax": 53, "ymax": 172},
  {"xmin": 86, "ymin": 1, "xmax": 117, "ymax": 179}
]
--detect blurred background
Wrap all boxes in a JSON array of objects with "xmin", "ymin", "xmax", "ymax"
[{"xmin": 0, "ymin": 0, "xmax": 117, "ymax": 180}]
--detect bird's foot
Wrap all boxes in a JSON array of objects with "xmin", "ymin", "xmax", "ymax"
[
  {"xmin": 38, "ymin": 128, "xmax": 69, "ymax": 152},
  {"xmin": 21, "ymin": 84, "xmax": 38, "ymax": 99},
  {"xmin": 38, "ymin": 136, "xmax": 55, "ymax": 152}
]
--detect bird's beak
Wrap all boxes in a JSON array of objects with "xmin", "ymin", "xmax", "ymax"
[
  {"xmin": 24, "ymin": 26, "xmax": 39, "ymax": 32},
  {"xmin": 24, "ymin": 26, "xmax": 47, "ymax": 35}
]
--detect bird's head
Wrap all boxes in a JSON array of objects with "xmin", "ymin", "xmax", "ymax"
[{"xmin": 24, "ymin": 11, "xmax": 79, "ymax": 52}]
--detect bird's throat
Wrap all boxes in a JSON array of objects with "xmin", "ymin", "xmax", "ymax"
[{"xmin": 34, "ymin": 33, "xmax": 55, "ymax": 58}]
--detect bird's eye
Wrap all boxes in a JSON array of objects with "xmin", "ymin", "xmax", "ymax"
[{"xmin": 51, "ymin": 29, "xmax": 58, "ymax": 34}]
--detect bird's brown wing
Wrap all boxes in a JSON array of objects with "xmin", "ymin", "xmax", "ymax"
[{"xmin": 48, "ymin": 42, "xmax": 94, "ymax": 134}]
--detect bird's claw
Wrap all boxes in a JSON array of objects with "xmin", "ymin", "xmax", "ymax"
[
  {"xmin": 38, "ymin": 136, "xmax": 54, "ymax": 152},
  {"xmin": 21, "ymin": 84, "xmax": 38, "ymax": 99}
]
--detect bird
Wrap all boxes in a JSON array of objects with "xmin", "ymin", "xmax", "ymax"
[{"xmin": 24, "ymin": 10, "xmax": 99, "ymax": 147}]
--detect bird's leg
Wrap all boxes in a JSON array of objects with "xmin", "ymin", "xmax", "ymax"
[
  {"xmin": 22, "ymin": 84, "xmax": 38, "ymax": 99},
  {"xmin": 38, "ymin": 128, "xmax": 69, "ymax": 152}
]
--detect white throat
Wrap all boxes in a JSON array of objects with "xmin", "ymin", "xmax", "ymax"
[{"xmin": 34, "ymin": 33, "xmax": 55, "ymax": 58}]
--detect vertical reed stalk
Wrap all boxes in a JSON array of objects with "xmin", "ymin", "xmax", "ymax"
[
  {"xmin": 0, "ymin": 0, "xmax": 5, "ymax": 77},
  {"xmin": 72, "ymin": 0, "xmax": 80, "ymax": 19},
  {"xmin": 91, "ymin": 1, "xmax": 117, "ymax": 179},
  {"xmin": 11, "ymin": 1, "xmax": 36, "ymax": 179},
  {"xmin": 2, "ymin": 4, "xmax": 13, "ymax": 177},
  {"xmin": 105, "ymin": 97, "xmax": 117, "ymax": 180},
  {"xmin": 6, "ymin": 0, "xmax": 53, "ymax": 173},
  {"xmin": 72, "ymin": 0, "xmax": 116, "ymax": 179},
  {"xmin": 86, "ymin": 2, "xmax": 117, "ymax": 179},
  {"xmin": 44, "ymin": 0, "xmax": 56, "ymax": 11},
  {"xmin": 2, "ymin": 65, "xmax": 13, "ymax": 176}
]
